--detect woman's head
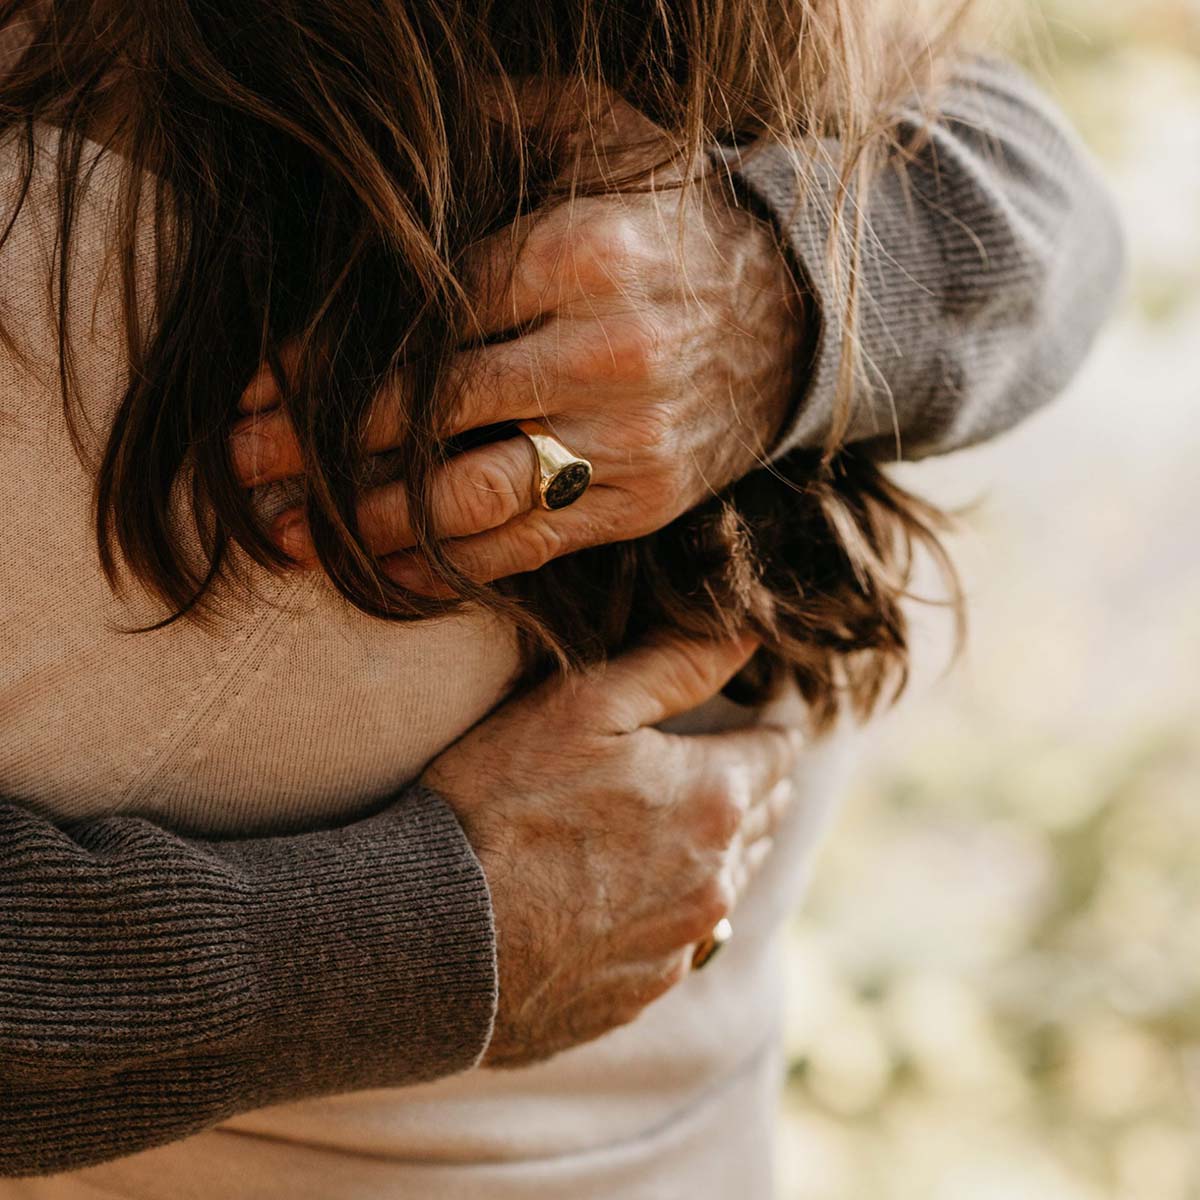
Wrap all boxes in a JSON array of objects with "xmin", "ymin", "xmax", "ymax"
[{"xmin": 0, "ymin": 0, "xmax": 968, "ymax": 725}]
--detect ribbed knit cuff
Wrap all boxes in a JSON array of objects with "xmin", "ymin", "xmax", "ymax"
[
  {"xmin": 718, "ymin": 58, "xmax": 1129, "ymax": 465},
  {"xmin": 229, "ymin": 785, "xmax": 498, "ymax": 1105},
  {"xmin": 714, "ymin": 138, "xmax": 851, "ymax": 463}
]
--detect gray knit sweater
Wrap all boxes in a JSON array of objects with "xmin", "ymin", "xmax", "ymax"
[{"xmin": 0, "ymin": 57, "xmax": 1124, "ymax": 1176}]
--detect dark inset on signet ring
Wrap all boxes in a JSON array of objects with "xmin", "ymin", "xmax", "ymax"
[{"xmin": 516, "ymin": 419, "xmax": 594, "ymax": 511}]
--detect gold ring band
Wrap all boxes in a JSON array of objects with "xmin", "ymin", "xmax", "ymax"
[
  {"xmin": 691, "ymin": 917, "xmax": 732, "ymax": 971},
  {"xmin": 516, "ymin": 419, "xmax": 593, "ymax": 511}
]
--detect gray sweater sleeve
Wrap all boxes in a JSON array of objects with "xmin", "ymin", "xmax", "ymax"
[
  {"xmin": 722, "ymin": 56, "xmax": 1127, "ymax": 459},
  {"xmin": 0, "ymin": 785, "xmax": 496, "ymax": 1177}
]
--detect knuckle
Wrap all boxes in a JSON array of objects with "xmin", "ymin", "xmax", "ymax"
[
  {"xmin": 578, "ymin": 318, "xmax": 664, "ymax": 385},
  {"xmin": 514, "ymin": 519, "xmax": 567, "ymax": 570},
  {"xmin": 766, "ymin": 773, "xmax": 795, "ymax": 820},
  {"xmin": 521, "ymin": 220, "xmax": 571, "ymax": 294},
  {"xmin": 644, "ymin": 952, "xmax": 690, "ymax": 998},
  {"xmin": 450, "ymin": 457, "xmax": 524, "ymax": 532},
  {"xmin": 629, "ymin": 967, "xmax": 676, "ymax": 1011},
  {"xmin": 606, "ymin": 747, "xmax": 665, "ymax": 812},
  {"xmin": 700, "ymin": 792, "xmax": 739, "ymax": 849},
  {"xmin": 699, "ymin": 781, "xmax": 744, "ymax": 849},
  {"xmin": 231, "ymin": 421, "xmax": 281, "ymax": 480},
  {"xmin": 554, "ymin": 663, "xmax": 620, "ymax": 727},
  {"xmin": 623, "ymin": 401, "xmax": 686, "ymax": 465},
  {"xmin": 636, "ymin": 475, "xmax": 685, "ymax": 529},
  {"xmin": 663, "ymin": 954, "xmax": 690, "ymax": 992},
  {"xmin": 620, "ymin": 957, "xmax": 689, "ymax": 1019},
  {"xmin": 629, "ymin": 775, "xmax": 663, "ymax": 813},
  {"xmin": 612, "ymin": 1000, "xmax": 648, "ymax": 1029},
  {"xmin": 692, "ymin": 876, "xmax": 734, "ymax": 931},
  {"xmin": 527, "ymin": 677, "xmax": 588, "ymax": 736},
  {"xmin": 358, "ymin": 488, "xmax": 398, "ymax": 541},
  {"xmin": 616, "ymin": 318, "xmax": 666, "ymax": 382},
  {"xmin": 570, "ymin": 212, "xmax": 642, "ymax": 291}
]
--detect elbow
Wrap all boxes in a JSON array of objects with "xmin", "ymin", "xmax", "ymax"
[
  {"xmin": 1065, "ymin": 160, "xmax": 1128, "ymax": 344},
  {"xmin": 948, "ymin": 130, "xmax": 1127, "ymax": 443},
  {"xmin": 1011, "ymin": 155, "xmax": 1127, "ymax": 410},
  {"xmin": 927, "ymin": 56, "xmax": 1129, "ymax": 326}
]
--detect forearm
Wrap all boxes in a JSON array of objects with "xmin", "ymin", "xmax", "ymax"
[
  {"xmin": 0, "ymin": 786, "xmax": 496, "ymax": 1176},
  {"xmin": 723, "ymin": 56, "xmax": 1127, "ymax": 460}
]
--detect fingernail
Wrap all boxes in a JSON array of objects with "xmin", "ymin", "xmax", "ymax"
[
  {"xmin": 387, "ymin": 557, "xmax": 449, "ymax": 597},
  {"xmin": 272, "ymin": 513, "xmax": 312, "ymax": 563},
  {"xmin": 230, "ymin": 429, "xmax": 273, "ymax": 484},
  {"xmin": 241, "ymin": 370, "xmax": 280, "ymax": 410},
  {"xmin": 387, "ymin": 558, "xmax": 424, "ymax": 590}
]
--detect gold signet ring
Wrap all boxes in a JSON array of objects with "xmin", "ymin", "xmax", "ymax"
[
  {"xmin": 691, "ymin": 918, "xmax": 733, "ymax": 971},
  {"xmin": 516, "ymin": 419, "xmax": 593, "ymax": 511}
]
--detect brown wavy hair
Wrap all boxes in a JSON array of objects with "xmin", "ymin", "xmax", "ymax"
[{"xmin": 0, "ymin": 0, "xmax": 967, "ymax": 729}]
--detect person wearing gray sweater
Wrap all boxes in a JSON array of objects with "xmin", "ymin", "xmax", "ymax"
[{"xmin": 0, "ymin": 56, "xmax": 1124, "ymax": 1178}]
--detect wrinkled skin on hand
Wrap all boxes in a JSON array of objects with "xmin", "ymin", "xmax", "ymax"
[
  {"xmin": 421, "ymin": 632, "xmax": 800, "ymax": 1068},
  {"xmin": 231, "ymin": 95, "xmax": 805, "ymax": 590}
]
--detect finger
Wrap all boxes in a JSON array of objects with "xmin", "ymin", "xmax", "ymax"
[
  {"xmin": 635, "ymin": 871, "xmax": 736, "ymax": 957},
  {"xmin": 382, "ymin": 492, "xmax": 620, "ymax": 594},
  {"xmin": 460, "ymin": 180, "xmax": 647, "ymax": 338},
  {"xmin": 362, "ymin": 435, "xmax": 540, "ymax": 553},
  {"xmin": 658, "ymin": 728, "xmax": 798, "ymax": 855},
  {"xmin": 591, "ymin": 631, "xmax": 762, "ymax": 733},
  {"xmin": 603, "ymin": 953, "xmax": 691, "ymax": 1018},
  {"xmin": 229, "ymin": 409, "xmax": 303, "ymax": 485},
  {"xmin": 735, "ymin": 778, "xmax": 795, "ymax": 850},
  {"xmin": 239, "ymin": 343, "xmax": 301, "ymax": 414},
  {"xmin": 443, "ymin": 319, "xmax": 588, "ymax": 436},
  {"xmin": 459, "ymin": 208, "xmax": 571, "ymax": 338},
  {"xmin": 229, "ymin": 390, "xmax": 408, "ymax": 486},
  {"xmin": 233, "ymin": 315, "xmax": 595, "ymax": 485},
  {"xmin": 232, "ymin": 330, "xmax": 581, "ymax": 490},
  {"xmin": 730, "ymin": 836, "xmax": 774, "ymax": 903},
  {"xmin": 683, "ymin": 726, "xmax": 802, "ymax": 822},
  {"xmin": 272, "ymin": 435, "xmax": 542, "ymax": 562},
  {"xmin": 631, "ymin": 894, "xmax": 727, "ymax": 959},
  {"xmin": 688, "ymin": 836, "xmax": 771, "ymax": 948}
]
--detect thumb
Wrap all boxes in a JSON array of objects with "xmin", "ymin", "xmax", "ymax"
[{"xmin": 593, "ymin": 630, "xmax": 759, "ymax": 733}]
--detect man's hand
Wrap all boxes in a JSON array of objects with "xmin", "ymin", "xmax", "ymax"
[
  {"xmin": 229, "ymin": 99, "xmax": 804, "ymax": 591},
  {"xmin": 420, "ymin": 631, "xmax": 799, "ymax": 1068}
]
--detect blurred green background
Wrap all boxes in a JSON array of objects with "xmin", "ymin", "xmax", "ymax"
[{"xmin": 776, "ymin": 3, "xmax": 1200, "ymax": 1197}]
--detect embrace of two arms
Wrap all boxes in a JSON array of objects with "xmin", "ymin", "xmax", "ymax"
[{"xmin": 0, "ymin": 58, "xmax": 1124, "ymax": 1176}]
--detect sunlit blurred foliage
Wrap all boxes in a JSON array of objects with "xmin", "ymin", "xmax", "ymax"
[{"xmin": 778, "ymin": 3, "xmax": 1200, "ymax": 1196}]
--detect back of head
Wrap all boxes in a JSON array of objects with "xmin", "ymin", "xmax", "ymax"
[{"xmin": 0, "ymin": 0, "xmax": 968, "ymax": 726}]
